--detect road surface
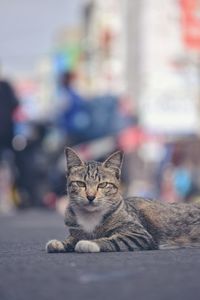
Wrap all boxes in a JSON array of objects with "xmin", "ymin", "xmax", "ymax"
[{"xmin": 0, "ymin": 209, "xmax": 200, "ymax": 300}]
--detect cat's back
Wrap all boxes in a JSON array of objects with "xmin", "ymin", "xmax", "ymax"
[
  {"xmin": 124, "ymin": 196, "xmax": 200, "ymax": 236},
  {"xmin": 125, "ymin": 196, "xmax": 200, "ymax": 215}
]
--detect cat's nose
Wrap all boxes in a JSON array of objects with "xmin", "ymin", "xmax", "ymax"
[{"xmin": 87, "ymin": 195, "xmax": 95, "ymax": 203}]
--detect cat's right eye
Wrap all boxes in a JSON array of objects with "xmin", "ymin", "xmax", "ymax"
[{"xmin": 76, "ymin": 181, "xmax": 86, "ymax": 188}]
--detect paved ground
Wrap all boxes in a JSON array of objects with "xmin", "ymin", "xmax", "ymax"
[{"xmin": 0, "ymin": 209, "xmax": 200, "ymax": 300}]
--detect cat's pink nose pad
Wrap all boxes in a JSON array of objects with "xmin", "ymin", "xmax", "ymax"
[{"xmin": 87, "ymin": 195, "xmax": 95, "ymax": 203}]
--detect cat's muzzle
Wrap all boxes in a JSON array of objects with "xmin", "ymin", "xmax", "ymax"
[{"xmin": 87, "ymin": 195, "xmax": 96, "ymax": 203}]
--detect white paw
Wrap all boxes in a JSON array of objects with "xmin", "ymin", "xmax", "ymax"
[
  {"xmin": 46, "ymin": 239, "xmax": 65, "ymax": 253},
  {"xmin": 75, "ymin": 240, "xmax": 100, "ymax": 253}
]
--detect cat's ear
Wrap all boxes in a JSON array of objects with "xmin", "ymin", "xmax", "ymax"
[
  {"xmin": 103, "ymin": 151, "xmax": 123, "ymax": 171},
  {"xmin": 65, "ymin": 147, "xmax": 84, "ymax": 170}
]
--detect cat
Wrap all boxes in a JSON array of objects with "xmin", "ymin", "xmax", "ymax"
[{"xmin": 46, "ymin": 147, "xmax": 200, "ymax": 253}]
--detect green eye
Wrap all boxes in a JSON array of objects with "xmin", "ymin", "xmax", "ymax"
[
  {"xmin": 98, "ymin": 182, "xmax": 108, "ymax": 188},
  {"xmin": 76, "ymin": 181, "xmax": 86, "ymax": 187}
]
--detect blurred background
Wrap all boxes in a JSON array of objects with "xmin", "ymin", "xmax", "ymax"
[{"xmin": 1, "ymin": 0, "xmax": 200, "ymax": 214}]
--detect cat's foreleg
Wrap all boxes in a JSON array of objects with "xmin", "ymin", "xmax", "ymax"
[
  {"xmin": 75, "ymin": 232, "xmax": 157, "ymax": 253},
  {"xmin": 46, "ymin": 235, "xmax": 77, "ymax": 253},
  {"xmin": 74, "ymin": 235, "xmax": 130, "ymax": 253}
]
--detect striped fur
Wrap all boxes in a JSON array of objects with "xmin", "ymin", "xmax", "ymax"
[{"xmin": 46, "ymin": 148, "xmax": 200, "ymax": 253}]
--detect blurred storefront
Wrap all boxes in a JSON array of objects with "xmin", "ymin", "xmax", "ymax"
[{"xmin": 1, "ymin": 0, "xmax": 200, "ymax": 213}]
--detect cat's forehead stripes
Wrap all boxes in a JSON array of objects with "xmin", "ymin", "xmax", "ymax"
[
  {"xmin": 84, "ymin": 161, "xmax": 102, "ymax": 181},
  {"xmin": 68, "ymin": 160, "xmax": 120, "ymax": 186}
]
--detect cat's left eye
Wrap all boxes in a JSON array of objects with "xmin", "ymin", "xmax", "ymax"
[
  {"xmin": 76, "ymin": 181, "xmax": 86, "ymax": 187},
  {"xmin": 98, "ymin": 182, "xmax": 109, "ymax": 188}
]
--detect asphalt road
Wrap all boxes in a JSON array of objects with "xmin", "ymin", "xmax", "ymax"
[{"xmin": 0, "ymin": 209, "xmax": 200, "ymax": 300}]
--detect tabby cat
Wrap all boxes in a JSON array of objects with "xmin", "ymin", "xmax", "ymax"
[{"xmin": 46, "ymin": 147, "xmax": 200, "ymax": 253}]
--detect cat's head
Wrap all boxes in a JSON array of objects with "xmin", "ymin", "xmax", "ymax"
[{"xmin": 65, "ymin": 147, "xmax": 123, "ymax": 213}]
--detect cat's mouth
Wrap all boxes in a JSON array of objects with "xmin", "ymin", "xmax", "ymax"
[{"xmin": 82, "ymin": 202, "xmax": 100, "ymax": 212}]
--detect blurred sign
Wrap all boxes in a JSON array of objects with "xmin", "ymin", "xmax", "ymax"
[
  {"xmin": 139, "ymin": 0, "xmax": 199, "ymax": 135},
  {"xmin": 140, "ymin": 72, "xmax": 199, "ymax": 134},
  {"xmin": 180, "ymin": 0, "xmax": 200, "ymax": 50}
]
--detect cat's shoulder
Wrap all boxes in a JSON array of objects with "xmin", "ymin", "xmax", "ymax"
[{"xmin": 124, "ymin": 196, "xmax": 166, "ymax": 214}]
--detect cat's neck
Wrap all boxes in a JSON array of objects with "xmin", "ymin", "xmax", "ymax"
[
  {"xmin": 74, "ymin": 208, "xmax": 105, "ymax": 233},
  {"xmin": 73, "ymin": 197, "xmax": 124, "ymax": 233}
]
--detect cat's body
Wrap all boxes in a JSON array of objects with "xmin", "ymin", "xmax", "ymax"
[{"xmin": 46, "ymin": 148, "xmax": 200, "ymax": 253}]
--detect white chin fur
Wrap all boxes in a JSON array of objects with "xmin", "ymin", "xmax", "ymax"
[
  {"xmin": 75, "ymin": 209, "xmax": 104, "ymax": 233},
  {"xmin": 75, "ymin": 240, "xmax": 100, "ymax": 253},
  {"xmin": 83, "ymin": 204, "xmax": 100, "ymax": 212}
]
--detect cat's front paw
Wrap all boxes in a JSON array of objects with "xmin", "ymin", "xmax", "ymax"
[
  {"xmin": 75, "ymin": 240, "xmax": 100, "ymax": 253},
  {"xmin": 46, "ymin": 239, "xmax": 65, "ymax": 253}
]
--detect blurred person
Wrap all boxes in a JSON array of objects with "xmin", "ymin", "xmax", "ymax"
[
  {"xmin": 159, "ymin": 164, "xmax": 177, "ymax": 203},
  {"xmin": 57, "ymin": 70, "xmax": 89, "ymax": 145},
  {"xmin": 0, "ymin": 79, "xmax": 19, "ymax": 152},
  {"xmin": 173, "ymin": 163, "xmax": 193, "ymax": 201},
  {"xmin": 158, "ymin": 144, "xmax": 195, "ymax": 203},
  {"xmin": 45, "ymin": 71, "xmax": 89, "ymax": 204},
  {"xmin": 0, "ymin": 79, "xmax": 49, "ymax": 208},
  {"xmin": 0, "ymin": 78, "xmax": 19, "ymax": 213}
]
